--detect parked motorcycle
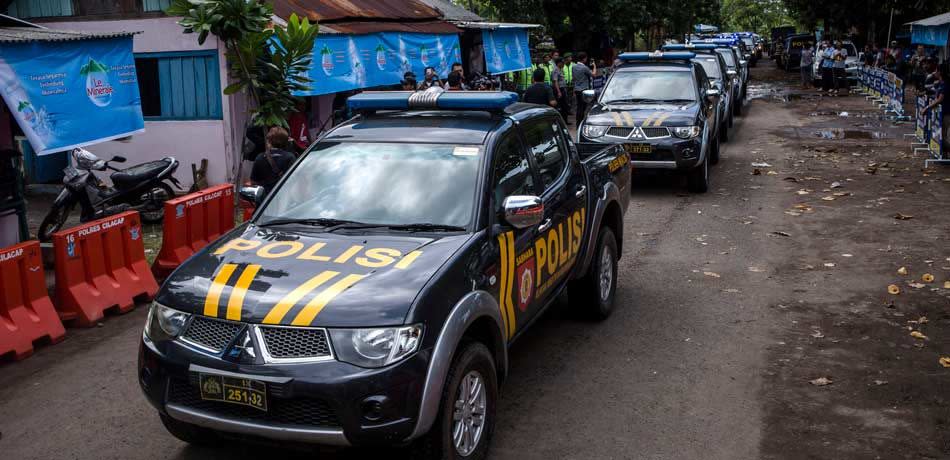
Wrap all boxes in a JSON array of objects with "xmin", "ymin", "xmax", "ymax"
[{"xmin": 38, "ymin": 148, "xmax": 181, "ymax": 241}]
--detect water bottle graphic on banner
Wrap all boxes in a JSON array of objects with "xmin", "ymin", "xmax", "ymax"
[{"xmin": 0, "ymin": 57, "xmax": 51, "ymax": 152}]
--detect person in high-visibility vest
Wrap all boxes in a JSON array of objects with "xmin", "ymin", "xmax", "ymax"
[
  {"xmin": 539, "ymin": 53, "xmax": 552, "ymax": 84},
  {"xmin": 563, "ymin": 53, "xmax": 574, "ymax": 113}
]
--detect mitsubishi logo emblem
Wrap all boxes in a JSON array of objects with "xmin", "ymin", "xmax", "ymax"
[
  {"xmin": 629, "ymin": 127, "xmax": 645, "ymax": 139},
  {"xmin": 227, "ymin": 329, "xmax": 256, "ymax": 361}
]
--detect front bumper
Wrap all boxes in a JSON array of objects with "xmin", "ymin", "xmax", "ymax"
[
  {"xmin": 139, "ymin": 333, "xmax": 429, "ymax": 447},
  {"xmin": 579, "ymin": 133, "xmax": 704, "ymax": 170}
]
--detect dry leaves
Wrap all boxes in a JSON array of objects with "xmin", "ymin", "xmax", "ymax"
[
  {"xmin": 897, "ymin": 266, "xmax": 908, "ymax": 276},
  {"xmin": 887, "ymin": 284, "xmax": 901, "ymax": 295},
  {"xmin": 809, "ymin": 377, "xmax": 833, "ymax": 386},
  {"xmin": 940, "ymin": 357, "xmax": 950, "ymax": 368},
  {"xmin": 910, "ymin": 331, "xmax": 928, "ymax": 340},
  {"xmin": 893, "ymin": 213, "xmax": 914, "ymax": 220},
  {"xmin": 922, "ymin": 273, "xmax": 935, "ymax": 283},
  {"xmin": 703, "ymin": 271, "xmax": 721, "ymax": 278}
]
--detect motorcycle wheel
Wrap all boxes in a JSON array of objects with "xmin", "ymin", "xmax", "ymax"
[
  {"xmin": 38, "ymin": 200, "xmax": 75, "ymax": 242},
  {"xmin": 140, "ymin": 183, "xmax": 175, "ymax": 224}
]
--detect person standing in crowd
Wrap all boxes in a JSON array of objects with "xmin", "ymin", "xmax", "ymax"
[
  {"xmin": 450, "ymin": 62, "xmax": 470, "ymax": 90},
  {"xmin": 551, "ymin": 57, "xmax": 569, "ymax": 120},
  {"xmin": 446, "ymin": 71, "xmax": 463, "ymax": 91},
  {"xmin": 923, "ymin": 65, "xmax": 949, "ymax": 149},
  {"xmin": 820, "ymin": 43, "xmax": 835, "ymax": 92},
  {"xmin": 910, "ymin": 45, "xmax": 928, "ymax": 90},
  {"xmin": 401, "ymin": 71, "xmax": 417, "ymax": 91},
  {"xmin": 539, "ymin": 53, "xmax": 553, "ymax": 84},
  {"xmin": 250, "ymin": 127, "xmax": 297, "ymax": 197},
  {"xmin": 800, "ymin": 43, "xmax": 815, "ymax": 88},
  {"xmin": 522, "ymin": 68, "xmax": 557, "ymax": 107},
  {"xmin": 563, "ymin": 53, "xmax": 574, "ymax": 114},
  {"xmin": 287, "ymin": 100, "xmax": 310, "ymax": 153},
  {"xmin": 832, "ymin": 41, "xmax": 847, "ymax": 94},
  {"xmin": 418, "ymin": 66, "xmax": 443, "ymax": 90},
  {"xmin": 572, "ymin": 52, "xmax": 594, "ymax": 125}
]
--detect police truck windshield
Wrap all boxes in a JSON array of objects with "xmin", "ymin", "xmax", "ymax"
[
  {"xmin": 601, "ymin": 71, "xmax": 697, "ymax": 104},
  {"xmin": 694, "ymin": 57, "xmax": 722, "ymax": 79},
  {"xmin": 716, "ymin": 49, "xmax": 737, "ymax": 68},
  {"xmin": 259, "ymin": 142, "xmax": 479, "ymax": 228}
]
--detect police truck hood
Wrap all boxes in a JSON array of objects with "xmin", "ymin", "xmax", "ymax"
[
  {"xmin": 156, "ymin": 224, "xmax": 470, "ymax": 327},
  {"xmin": 585, "ymin": 102, "xmax": 699, "ymax": 128}
]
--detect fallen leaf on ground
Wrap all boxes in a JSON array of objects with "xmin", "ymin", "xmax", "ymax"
[
  {"xmin": 821, "ymin": 196, "xmax": 836, "ymax": 201},
  {"xmin": 823, "ymin": 262, "xmax": 836, "ymax": 267},
  {"xmin": 940, "ymin": 357, "xmax": 950, "ymax": 368},
  {"xmin": 944, "ymin": 281, "xmax": 950, "ymax": 289},
  {"xmin": 832, "ymin": 191, "xmax": 851, "ymax": 197},
  {"xmin": 908, "ymin": 282, "xmax": 925, "ymax": 289},
  {"xmin": 783, "ymin": 177, "xmax": 799, "ymax": 182},
  {"xmin": 893, "ymin": 213, "xmax": 914, "ymax": 220},
  {"xmin": 874, "ymin": 380, "xmax": 888, "ymax": 386},
  {"xmin": 919, "ymin": 316, "xmax": 929, "ymax": 324},
  {"xmin": 897, "ymin": 266, "xmax": 908, "ymax": 275},
  {"xmin": 722, "ymin": 288, "xmax": 740, "ymax": 293},
  {"xmin": 751, "ymin": 162, "xmax": 772, "ymax": 167},
  {"xmin": 809, "ymin": 377, "xmax": 833, "ymax": 386},
  {"xmin": 794, "ymin": 204, "xmax": 812, "ymax": 210},
  {"xmin": 841, "ymin": 254, "xmax": 853, "ymax": 257},
  {"xmin": 830, "ymin": 181, "xmax": 843, "ymax": 188},
  {"xmin": 784, "ymin": 211, "xmax": 802, "ymax": 216},
  {"xmin": 911, "ymin": 331, "xmax": 928, "ymax": 340},
  {"xmin": 922, "ymin": 273, "xmax": 935, "ymax": 282},
  {"xmin": 703, "ymin": 271, "xmax": 721, "ymax": 278},
  {"xmin": 771, "ymin": 231, "xmax": 791, "ymax": 237},
  {"xmin": 748, "ymin": 267, "xmax": 764, "ymax": 272},
  {"xmin": 888, "ymin": 284, "xmax": 901, "ymax": 295},
  {"xmin": 796, "ymin": 190, "xmax": 810, "ymax": 195},
  {"xmin": 811, "ymin": 330, "xmax": 824, "ymax": 338},
  {"xmin": 766, "ymin": 170, "xmax": 778, "ymax": 175}
]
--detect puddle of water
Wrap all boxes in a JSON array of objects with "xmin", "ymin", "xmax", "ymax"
[
  {"xmin": 746, "ymin": 83, "xmax": 820, "ymax": 102},
  {"xmin": 809, "ymin": 110, "xmax": 883, "ymax": 119},
  {"xmin": 812, "ymin": 128, "xmax": 888, "ymax": 140}
]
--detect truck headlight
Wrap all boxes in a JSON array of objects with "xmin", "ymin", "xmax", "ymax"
[
  {"xmin": 581, "ymin": 124, "xmax": 609, "ymax": 139},
  {"xmin": 672, "ymin": 126, "xmax": 701, "ymax": 139},
  {"xmin": 329, "ymin": 324, "xmax": 423, "ymax": 368},
  {"xmin": 145, "ymin": 302, "xmax": 190, "ymax": 340}
]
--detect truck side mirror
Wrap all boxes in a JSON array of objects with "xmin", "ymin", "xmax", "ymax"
[
  {"xmin": 239, "ymin": 185, "xmax": 265, "ymax": 206},
  {"xmin": 726, "ymin": 70, "xmax": 737, "ymax": 77},
  {"xmin": 582, "ymin": 89, "xmax": 596, "ymax": 104},
  {"xmin": 503, "ymin": 195, "xmax": 544, "ymax": 229},
  {"xmin": 706, "ymin": 88, "xmax": 721, "ymax": 98}
]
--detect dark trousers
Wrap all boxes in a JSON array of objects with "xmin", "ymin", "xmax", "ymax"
[
  {"xmin": 556, "ymin": 91, "xmax": 569, "ymax": 122},
  {"xmin": 833, "ymin": 67, "xmax": 847, "ymax": 91},
  {"xmin": 821, "ymin": 67, "xmax": 834, "ymax": 91},
  {"xmin": 574, "ymin": 91, "xmax": 588, "ymax": 125}
]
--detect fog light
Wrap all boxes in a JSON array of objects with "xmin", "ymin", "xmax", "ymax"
[
  {"xmin": 682, "ymin": 148, "xmax": 695, "ymax": 159},
  {"xmin": 361, "ymin": 396, "xmax": 388, "ymax": 422}
]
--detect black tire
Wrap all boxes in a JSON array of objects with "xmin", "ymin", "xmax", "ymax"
[
  {"xmin": 159, "ymin": 413, "xmax": 217, "ymax": 446},
  {"xmin": 728, "ymin": 108, "xmax": 734, "ymax": 128},
  {"xmin": 413, "ymin": 342, "xmax": 498, "ymax": 460},
  {"xmin": 38, "ymin": 200, "xmax": 75, "ymax": 242},
  {"xmin": 569, "ymin": 226, "xmax": 619, "ymax": 320},
  {"xmin": 719, "ymin": 119, "xmax": 729, "ymax": 143},
  {"xmin": 687, "ymin": 155, "xmax": 710, "ymax": 193},
  {"xmin": 709, "ymin": 136, "xmax": 721, "ymax": 165},
  {"xmin": 140, "ymin": 182, "xmax": 175, "ymax": 224},
  {"xmin": 733, "ymin": 97, "xmax": 742, "ymax": 116}
]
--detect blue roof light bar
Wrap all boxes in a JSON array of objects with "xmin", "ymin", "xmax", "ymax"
[
  {"xmin": 662, "ymin": 44, "xmax": 719, "ymax": 51},
  {"xmin": 347, "ymin": 91, "xmax": 519, "ymax": 112},
  {"xmin": 618, "ymin": 51, "xmax": 696, "ymax": 61}
]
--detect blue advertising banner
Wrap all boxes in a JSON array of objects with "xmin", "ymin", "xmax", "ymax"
[
  {"xmin": 912, "ymin": 24, "xmax": 950, "ymax": 47},
  {"xmin": 930, "ymin": 103, "xmax": 943, "ymax": 159},
  {"xmin": 0, "ymin": 36, "xmax": 144, "ymax": 155},
  {"xmin": 916, "ymin": 95, "xmax": 929, "ymax": 143},
  {"xmin": 482, "ymin": 28, "xmax": 531, "ymax": 75},
  {"xmin": 293, "ymin": 32, "xmax": 461, "ymax": 97}
]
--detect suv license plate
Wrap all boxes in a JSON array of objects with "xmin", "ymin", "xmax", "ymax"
[
  {"xmin": 199, "ymin": 373, "xmax": 268, "ymax": 411},
  {"xmin": 624, "ymin": 143, "xmax": 653, "ymax": 154}
]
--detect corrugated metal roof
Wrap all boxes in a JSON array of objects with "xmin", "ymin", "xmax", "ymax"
[
  {"xmin": 326, "ymin": 20, "xmax": 460, "ymax": 34},
  {"xmin": 0, "ymin": 27, "xmax": 137, "ymax": 43},
  {"xmin": 417, "ymin": 0, "xmax": 483, "ymax": 22},
  {"xmin": 274, "ymin": 0, "xmax": 442, "ymax": 23},
  {"xmin": 906, "ymin": 12, "xmax": 950, "ymax": 26},
  {"xmin": 453, "ymin": 21, "xmax": 541, "ymax": 30}
]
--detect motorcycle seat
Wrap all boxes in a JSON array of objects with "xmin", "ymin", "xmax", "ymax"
[{"xmin": 111, "ymin": 159, "xmax": 171, "ymax": 189}]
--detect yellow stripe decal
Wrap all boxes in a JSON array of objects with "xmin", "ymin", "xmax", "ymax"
[
  {"xmin": 203, "ymin": 263, "xmax": 237, "ymax": 317},
  {"xmin": 290, "ymin": 274, "xmax": 366, "ymax": 326},
  {"xmin": 621, "ymin": 112, "xmax": 636, "ymax": 127},
  {"xmin": 505, "ymin": 232, "xmax": 517, "ymax": 339},
  {"xmin": 225, "ymin": 264, "xmax": 259, "ymax": 321},
  {"xmin": 641, "ymin": 114, "xmax": 655, "ymax": 127},
  {"xmin": 395, "ymin": 250, "xmax": 423, "ymax": 269},
  {"xmin": 610, "ymin": 112, "xmax": 623, "ymax": 126},
  {"xmin": 262, "ymin": 271, "xmax": 339, "ymax": 324},
  {"xmin": 496, "ymin": 234, "xmax": 510, "ymax": 338},
  {"xmin": 653, "ymin": 113, "xmax": 672, "ymax": 127}
]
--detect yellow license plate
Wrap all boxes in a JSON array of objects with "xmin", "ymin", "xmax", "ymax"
[
  {"xmin": 624, "ymin": 143, "xmax": 653, "ymax": 154},
  {"xmin": 199, "ymin": 373, "xmax": 268, "ymax": 411}
]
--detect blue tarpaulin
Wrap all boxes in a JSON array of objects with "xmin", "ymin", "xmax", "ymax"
[
  {"xmin": 911, "ymin": 24, "xmax": 950, "ymax": 46},
  {"xmin": 293, "ymin": 32, "xmax": 462, "ymax": 97},
  {"xmin": 481, "ymin": 28, "xmax": 531, "ymax": 75},
  {"xmin": 0, "ymin": 35, "xmax": 144, "ymax": 155}
]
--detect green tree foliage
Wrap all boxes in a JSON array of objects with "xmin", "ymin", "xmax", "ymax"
[
  {"xmin": 782, "ymin": 0, "xmax": 950, "ymax": 41},
  {"xmin": 167, "ymin": 0, "xmax": 319, "ymax": 128},
  {"xmin": 721, "ymin": 0, "xmax": 795, "ymax": 36}
]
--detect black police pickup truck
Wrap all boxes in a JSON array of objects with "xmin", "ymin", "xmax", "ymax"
[
  {"xmin": 662, "ymin": 43, "xmax": 736, "ymax": 142},
  {"xmin": 139, "ymin": 91, "xmax": 630, "ymax": 458},
  {"xmin": 578, "ymin": 51, "xmax": 722, "ymax": 193}
]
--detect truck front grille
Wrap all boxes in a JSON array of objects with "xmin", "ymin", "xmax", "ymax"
[
  {"xmin": 181, "ymin": 316, "xmax": 242, "ymax": 352},
  {"xmin": 259, "ymin": 326, "xmax": 332, "ymax": 360}
]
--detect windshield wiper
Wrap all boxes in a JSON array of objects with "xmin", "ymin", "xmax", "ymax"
[
  {"xmin": 257, "ymin": 217, "xmax": 374, "ymax": 228},
  {"xmin": 605, "ymin": 98, "xmax": 662, "ymax": 104},
  {"xmin": 383, "ymin": 223, "xmax": 467, "ymax": 232}
]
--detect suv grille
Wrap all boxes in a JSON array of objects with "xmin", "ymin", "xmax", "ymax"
[
  {"xmin": 167, "ymin": 379, "xmax": 340, "ymax": 427},
  {"xmin": 259, "ymin": 327, "xmax": 331, "ymax": 359},
  {"xmin": 606, "ymin": 127, "xmax": 634, "ymax": 138},
  {"xmin": 642, "ymin": 127, "xmax": 670, "ymax": 138},
  {"xmin": 181, "ymin": 316, "xmax": 242, "ymax": 352}
]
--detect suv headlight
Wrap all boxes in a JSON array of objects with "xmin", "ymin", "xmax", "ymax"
[
  {"xmin": 329, "ymin": 324, "xmax": 423, "ymax": 368},
  {"xmin": 581, "ymin": 124, "xmax": 609, "ymax": 139},
  {"xmin": 672, "ymin": 126, "xmax": 701, "ymax": 139},
  {"xmin": 145, "ymin": 302, "xmax": 190, "ymax": 340}
]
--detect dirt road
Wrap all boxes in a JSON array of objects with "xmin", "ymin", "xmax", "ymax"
[{"xmin": 1, "ymin": 60, "xmax": 947, "ymax": 459}]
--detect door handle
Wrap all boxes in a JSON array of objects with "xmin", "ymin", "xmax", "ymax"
[
  {"xmin": 575, "ymin": 185, "xmax": 587, "ymax": 198},
  {"xmin": 538, "ymin": 218, "xmax": 552, "ymax": 232}
]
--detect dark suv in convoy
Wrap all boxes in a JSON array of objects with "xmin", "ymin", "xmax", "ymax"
[
  {"xmin": 139, "ymin": 91, "xmax": 630, "ymax": 458},
  {"xmin": 578, "ymin": 51, "xmax": 722, "ymax": 193},
  {"xmin": 663, "ymin": 43, "xmax": 735, "ymax": 141}
]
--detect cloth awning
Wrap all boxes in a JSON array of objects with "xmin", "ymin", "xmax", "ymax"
[
  {"xmin": 0, "ymin": 18, "xmax": 144, "ymax": 155},
  {"xmin": 455, "ymin": 22, "xmax": 540, "ymax": 30},
  {"xmin": 479, "ymin": 27, "xmax": 533, "ymax": 75},
  {"xmin": 907, "ymin": 12, "xmax": 950, "ymax": 46}
]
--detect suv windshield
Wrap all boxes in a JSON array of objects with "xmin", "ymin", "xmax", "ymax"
[
  {"xmin": 601, "ymin": 70, "xmax": 697, "ymax": 104},
  {"xmin": 259, "ymin": 142, "xmax": 480, "ymax": 228},
  {"xmin": 694, "ymin": 57, "xmax": 722, "ymax": 79},
  {"xmin": 716, "ymin": 49, "xmax": 736, "ymax": 68}
]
